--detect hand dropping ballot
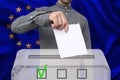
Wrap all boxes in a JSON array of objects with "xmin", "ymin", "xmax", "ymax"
[{"xmin": 53, "ymin": 23, "xmax": 88, "ymax": 58}]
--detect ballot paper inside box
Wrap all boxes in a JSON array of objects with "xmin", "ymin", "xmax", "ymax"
[{"xmin": 11, "ymin": 49, "xmax": 110, "ymax": 80}]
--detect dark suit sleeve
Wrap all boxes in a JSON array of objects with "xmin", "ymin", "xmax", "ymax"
[{"xmin": 11, "ymin": 8, "xmax": 52, "ymax": 34}]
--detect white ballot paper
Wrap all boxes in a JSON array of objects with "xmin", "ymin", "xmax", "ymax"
[{"xmin": 53, "ymin": 23, "xmax": 88, "ymax": 58}]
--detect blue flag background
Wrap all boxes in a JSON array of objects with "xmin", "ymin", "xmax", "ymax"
[{"xmin": 0, "ymin": 0, "xmax": 120, "ymax": 80}]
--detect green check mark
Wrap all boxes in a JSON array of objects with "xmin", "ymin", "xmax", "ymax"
[{"xmin": 37, "ymin": 64, "xmax": 48, "ymax": 79}]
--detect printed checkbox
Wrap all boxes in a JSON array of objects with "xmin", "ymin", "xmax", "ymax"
[
  {"xmin": 77, "ymin": 69, "xmax": 87, "ymax": 79},
  {"xmin": 57, "ymin": 69, "xmax": 67, "ymax": 79}
]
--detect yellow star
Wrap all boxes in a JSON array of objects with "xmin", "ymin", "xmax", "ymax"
[
  {"xmin": 17, "ymin": 41, "xmax": 22, "ymax": 46},
  {"xmin": 16, "ymin": 6, "xmax": 22, "ymax": 12},
  {"xmin": 26, "ymin": 5, "xmax": 31, "ymax": 10},
  {"xmin": 26, "ymin": 43, "xmax": 31, "ymax": 48},
  {"xmin": 7, "ymin": 24, "xmax": 11, "ymax": 29},
  {"xmin": 8, "ymin": 14, "xmax": 14, "ymax": 20},
  {"xmin": 9, "ymin": 33, "xmax": 14, "ymax": 39},
  {"xmin": 35, "ymin": 40, "xmax": 40, "ymax": 46}
]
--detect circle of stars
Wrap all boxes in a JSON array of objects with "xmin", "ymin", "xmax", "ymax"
[{"xmin": 8, "ymin": 5, "xmax": 40, "ymax": 48}]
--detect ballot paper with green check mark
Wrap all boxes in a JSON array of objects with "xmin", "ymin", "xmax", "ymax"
[{"xmin": 53, "ymin": 23, "xmax": 88, "ymax": 58}]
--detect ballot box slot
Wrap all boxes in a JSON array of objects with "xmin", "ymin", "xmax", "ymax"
[{"xmin": 28, "ymin": 55, "xmax": 95, "ymax": 59}]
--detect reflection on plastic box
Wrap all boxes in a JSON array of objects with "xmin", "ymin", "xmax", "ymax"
[{"xmin": 11, "ymin": 49, "xmax": 110, "ymax": 80}]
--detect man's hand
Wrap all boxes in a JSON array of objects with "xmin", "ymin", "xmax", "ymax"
[{"xmin": 49, "ymin": 11, "xmax": 68, "ymax": 32}]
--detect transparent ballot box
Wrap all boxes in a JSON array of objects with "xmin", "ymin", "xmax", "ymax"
[{"xmin": 11, "ymin": 49, "xmax": 110, "ymax": 80}]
